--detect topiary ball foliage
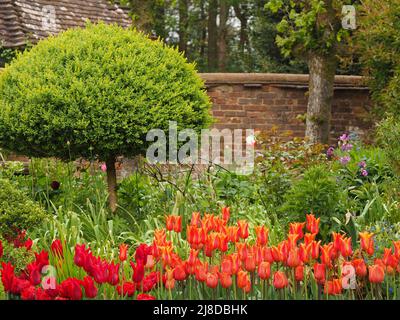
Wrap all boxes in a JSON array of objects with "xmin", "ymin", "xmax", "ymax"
[{"xmin": 0, "ymin": 22, "xmax": 211, "ymax": 161}]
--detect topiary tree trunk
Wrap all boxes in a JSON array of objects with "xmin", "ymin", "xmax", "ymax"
[
  {"xmin": 305, "ymin": 52, "xmax": 337, "ymax": 144},
  {"xmin": 106, "ymin": 157, "xmax": 118, "ymax": 213}
]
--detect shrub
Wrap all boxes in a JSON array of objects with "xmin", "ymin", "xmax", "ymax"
[
  {"xmin": 0, "ymin": 179, "xmax": 47, "ymax": 237},
  {"xmin": 377, "ymin": 116, "xmax": 400, "ymax": 176},
  {"xmin": 280, "ymin": 164, "xmax": 342, "ymax": 236},
  {"xmin": 0, "ymin": 22, "xmax": 212, "ymax": 212}
]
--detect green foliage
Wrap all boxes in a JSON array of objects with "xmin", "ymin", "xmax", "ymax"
[
  {"xmin": 0, "ymin": 179, "xmax": 48, "ymax": 236},
  {"xmin": 281, "ymin": 164, "xmax": 342, "ymax": 231},
  {"xmin": 0, "ymin": 22, "xmax": 211, "ymax": 162},
  {"xmin": 357, "ymin": 0, "xmax": 400, "ymax": 112},
  {"xmin": 0, "ymin": 236, "xmax": 34, "ymax": 273},
  {"xmin": 266, "ymin": 0, "xmax": 352, "ymax": 58},
  {"xmin": 377, "ymin": 116, "xmax": 400, "ymax": 176}
]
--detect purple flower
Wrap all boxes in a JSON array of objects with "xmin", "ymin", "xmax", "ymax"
[
  {"xmin": 361, "ymin": 169, "xmax": 369, "ymax": 177},
  {"xmin": 326, "ymin": 146, "xmax": 335, "ymax": 159},
  {"xmin": 50, "ymin": 181, "xmax": 60, "ymax": 190},
  {"xmin": 341, "ymin": 143, "xmax": 353, "ymax": 152},
  {"xmin": 358, "ymin": 161, "xmax": 367, "ymax": 169},
  {"xmin": 339, "ymin": 156, "xmax": 351, "ymax": 165},
  {"xmin": 339, "ymin": 133, "xmax": 349, "ymax": 143}
]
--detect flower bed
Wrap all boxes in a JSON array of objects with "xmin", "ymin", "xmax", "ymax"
[{"xmin": 1, "ymin": 209, "xmax": 399, "ymax": 300}]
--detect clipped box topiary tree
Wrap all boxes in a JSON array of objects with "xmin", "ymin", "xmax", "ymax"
[{"xmin": 0, "ymin": 23, "xmax": 211, "ymax": 213}]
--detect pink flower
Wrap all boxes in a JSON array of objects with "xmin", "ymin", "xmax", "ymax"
[{"xmin": 100, "ymin": 164, "xmax": 107, "ymax": 172}]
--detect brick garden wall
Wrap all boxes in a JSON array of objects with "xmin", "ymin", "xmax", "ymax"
[{"xmin": 201, "ymin": 73, "xmax": 372, "ymax": 143}]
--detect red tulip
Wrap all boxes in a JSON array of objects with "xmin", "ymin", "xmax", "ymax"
[
  {"xmin": 137, "ymin": 293, "xmax": 156, "ymax": 300},
  {"xmin": 81, "ymin": 276, "xmax": 98, "ymax": 298},
  {"xmin": 295, "ymin": 265, "xmax": 304, "ymax": 282},
  {"xmin": 262, "ymin": 247, "xmax": 274, "ymax": 263},
  {"xmin": 369, "ymin": 264, "xmax": 385, "ymax": 283},
  {"xmin": 108, "ymin": 262, "xmax": 120, "ymax": 286},
  {"xmin": 119, "ymin": 244, "xmax": 129, "ymax": 262},
  {"xmin": 352, "ymin": 259, "xmax": 367, "ymax": 277},
  {"xmin": 236, "ymin": 243, "xmax": 248, "ymax": 261},
  {"xmin": 219, "ymin": 272, "xmax": 232, "ymax": 289},
  {"xmin": 173, "ymin": 263, "xmax": 187, "ymax": 281},
  {"xmin": 117, "ymin": 282, "xmax": 136, "ymax": 297},
  {"xmin": 273, "ymin": 271, "xmax": 289, "ymax": 289},
  {"xmin": 59, "ymin": 278, "xmax": 83, "ymax": 300},
  {"xmin": 313, "ymin": 263, "xmax": 326, "ymax": 284},
  {"xmin": 258, "ymin": 262, "xmax": 271, "ymax": 280},
  {"xmin": 51, "ymin": 239, "xmax": 63, "ymax": 258},
  {"xmin": 166, "ymin": 215, "xmax": 174, "ymax": 231},
  {"xmin": 383, "ymin": 248, "xmax": 399, "ymax": 268},
  {"xmin": 206, "ymin": 272, "xmax": 218, "ymax": 289},
  {"xmin": 1, "ymin": 262, "xmax": 15, "ymax": 293},
  {"xmin": 27, "ymin": 263, "xmax": 41, "ymax": 286},
  {"xmin": 195, "ymin": 262, "xmax": 208, "ymax": 282},
  {"xmin": 221, "ymin": 257, "xmax": 233, "ymax": 275},
  {"xmin": 304, "ymin": 233, "xmax": 316, "ymax": 246},
  {"xmin": 393, "ymin": 241, "xmax": 400, "ymax": 259},
  {"xmin": 131, "ymin": 260, "xmax": 145, "ymax": 283},
  {"xmin": 244, "ymin": 254, "xmax": 256, "ymax": 272}
]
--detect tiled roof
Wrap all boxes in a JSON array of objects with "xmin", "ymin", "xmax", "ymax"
[{"xmin": 0, "ymin": 0, "xmax": 131, "ymax": 48}]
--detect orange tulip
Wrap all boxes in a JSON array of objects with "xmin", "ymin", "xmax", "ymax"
[
  {"xmin": 195, "ymin": 262, "xmax": 208, "ymax": 282},
  {"xmin": 222, "ymin": 207, "xmax": 230, "ymax": 222},
  {"xmin": 262, "ymin": 247, "xmax": 274, "ymax": 263},
  {"xmin": 394, "ymin": 240, "xmax": 400, "ymax": 259},
  {"xmin": 191, "ymin": 212, "xmax": 201, "ymax": 227},
  {"xmin": 237, "ymin": 270, "xmax": 250, "ymax": 289},
  {"xmin": 219, "ymin": 272, "xmax": 232, "ymax": 289},
  {"xmin": 119, "ymin": 244, "xmax": 128, "ymax": 262},
  {"xmin": 324, "ymin": 278, "xmax": 342, "ymax": 295},
  {"xmin": 359, "ymin": 232, "xmax": 374, "ymax": 256},
  {"xmin": 218, "ymin": 233, "xmax": 229, "ymax": 252},
  {"xmin": 289, "ymin": 222, "xmax": 305, "ymax": 239},
  {"xmin": 258, "ymin": 261, "xmax": 271, "ymax": 280},
  {"xmin": 227, "ymin": 226, "xmax": 240, "ymax": 243},
  {"xmin": 352, "ymin": 259, "xmax": 367, "ymax": 277},
  {"xmin": 255, "ymin": 226, "xmax": 269, "ymax": 246},
  {"xmin": 306, "ymin": 214, "xmax": 320, "ymax": 234},
  {"xmin": 221, "ymin": 257, "xmax": 233, "ymax": 275},
  {"xmin": 383, "ymin": 248, "xmax": 399, "ymax": 268},
  {"xmin": 295, "ymin": 265, "xmax": 304, "ymax": 282},
  {"xmin": 304, "ymin": 233, "xmax": 316, "ymax": 246},
  {"xmin": 339, "ymin": 237, "xmax": 352, "ymax": 258},
  {"xmin": 369, "ymin": 264, "xmax": 385, "ymax": 283},
  {"xmin": 145, "ymin": 255, "xmax": 156, "ymax": 269},
  {"xmin": 299, "ymin": 243, "xmax": 311, "ymax": 263},
  {"xmin": 236, "ymin": 243, "xmax": 248, "ymax": 261},
  {"xmin": 332, "ymin": 232, "xmax": 343, "ymax": 252},
  {"xmin": 320, "ymin": 245, "xmax": 332, "ymax": 267},
  {"xmin": 206, "ymin": 272, "xmax": 219, "ymax": 289},
  {"xmin": 154, "ymin": 229, "xmax": 168, "ymax": 246},
  {"xmin": 287, "ymin": 248, "xmax": 301, "ymax": 268},
  {"xmin": 187, "ymin": 249, "xmax": 199, "ymax": 267},
  {"xmin": 237, "ymin": 220, "xmax": 249, "ymax": 239},
  {"xmin": 310, "ymin": 241, "xmax": 321, "ymax": 260},
  {"xmin": 230, "ymin": 253, "xmax": 241, "ymax": 275},
  {"xmin": 287, "ymin": 234, "xmax": 299, "ymax": 250},
  {"xmin": 273, "ymin": 271, "xmax": 289, "ymax": 289},
  {"xmin": 174, "ymin": 216, "xmax": 182, "ymax": 233}
]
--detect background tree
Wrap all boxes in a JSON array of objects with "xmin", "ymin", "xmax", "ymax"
[
  {"xmin": 0, "ymin": 23, "xmax": 211, "ymax": 213},
  {"xmin": 266, "ymin": 0, "xmax": 354, "ymax": 144}
]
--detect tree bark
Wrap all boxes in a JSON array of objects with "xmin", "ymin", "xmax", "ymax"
[
  {"xmin": 207, "ymin": 0, "xmax": 218, "ymax": 71},
  {"xmin": 178, "ymin": 0, "xmax": 189, "ymax": 53},
  {"xmin": 305, "ymin": 52, "xmax": 337, "ymax": 144},
  {"xmin": 106, "ymin": 157, "xmax": 118, "ymax": 213},
  {"xmin": 218, "ymin": 0, "xmax": 229, "ymax": 71},
  {"xmin": 233, "ymin": 3, "xmax": 249, "ymax": 54}
]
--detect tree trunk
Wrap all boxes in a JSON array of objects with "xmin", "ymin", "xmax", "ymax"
[
  {"xmin": 106, "ymin": 157, "xmax": 118, "ymax": 213},
  {"xmin": 305, "ymin": 53, "xmax": 337, "ymax": 144},
  {"xmin": 178, "ymin": 0, "xmax": 189, "ymax": 53},
  {"xmin": 233, "ymin": 3, "xmax": 249, "ymax": 54},
  {"xmin": 218, "ymin": 0, "xmax": 229, "ymax": 71},
  {"xmin": 207, "ymin": 0, "xmax": 218, "ymax": 71}
]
